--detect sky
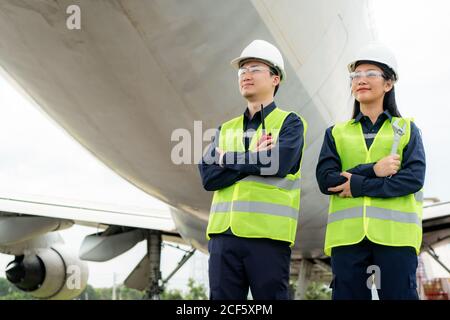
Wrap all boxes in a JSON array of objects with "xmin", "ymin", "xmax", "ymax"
[
  {"xmin": 371, "ymin": 0, "xmax": 450, "ymax": 277},
  {"xmin": 0, "ymin": 0, "xmax": 449, "ymax": 294},
  {"xmin": 372, "ymin": 0, "xmax": 450, "ymax": 204}
]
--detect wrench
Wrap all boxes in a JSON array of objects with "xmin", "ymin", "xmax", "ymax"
[
  {"xmin": 391, "ymin": 118, "xmax": 407, "ymax": 155},
  {"xmin": 388, "ymin": 119, "xmax": 406, "ymax": 178}
]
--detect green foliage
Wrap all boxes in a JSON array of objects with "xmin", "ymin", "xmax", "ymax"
[
  {"xmin": 119, "ymin": 285, "xmax": 146, "ymax": 300},
  {"xmin": 304, "ymin": 281, "xmax": 332, "ymax": 300},
  {"xmin": 0, "ymin": 278, "xmax": 33, "ymax": 300},
  {"xmin": 160, "ymin": 288, "xmax": 184, "ymax": 300},
  {"xmin": 78, "ymin": 277, "xmax": 207, "ymax": 300},
  {"xmin": 78, "ymin": 284, "xmax": 144, "ymax": 300},
  {"xmin": 184, "ymin": 278, "xmax": 208, "ymax": 300},
  {"xmin": 160, "ymin": 278, "xmax": 207, "ymax": 300},
  {"xmin": 0, "ymin": 277, "xmax": 207, "ymax": 300},
  {"xmin": 78, "ymin": 284, "xmax": 99, "ymax": 300}
]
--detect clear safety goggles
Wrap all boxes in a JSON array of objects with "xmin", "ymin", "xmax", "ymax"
[
  {"xmin": 238, "ymin": 66, "xmax": 274, "ymax": 77},
  {"xmin": 349, "ymin": 70, "xmax": 384, "ymax": 82}
]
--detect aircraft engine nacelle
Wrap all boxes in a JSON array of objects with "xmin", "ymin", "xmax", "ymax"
[{"xmin": 5, "ymin": 246, "xmax": 89, "ymax": 300}]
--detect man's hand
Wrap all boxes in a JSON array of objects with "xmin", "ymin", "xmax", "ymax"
[
  {"xmin": 215, "ymin": 135, "xmax": 274, "ymax": 167},
  {"xmin": 328, "ymin": 172, "xmax": 353, "ymax": 198},
  {"xmin": 374, "ymin": 154, "xmax": 401, "ymax": 177},
  {"xmin": 256, "ymin": 134, "xmax": 273, "ymax": 152}
]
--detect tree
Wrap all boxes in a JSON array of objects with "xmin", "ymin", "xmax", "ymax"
[
  {"xmin": 184, "ymin": 278, "xmax": 208, "ymax": 300},
  {"xmin": 117, "ymin": 285, "xmax": 145, "ymax": 300},
  {"xmin": 160, "ymin": 278, "xmax": 207, "ymax": 300},
  {"xmin": 304, "ymin": 281, "xmax": 332, "ymax": 300},
  {"xmin": 0, "ymin": 278, "xmax": 33, "ymax": 300},
  {"xmin": 0, "ymin": 276, "xmax": 208, "ymax": 300},
  {"xmin": 160, "ymin": 288, "xmax": 184, "ymax": 300},
  {"xmin": 78, "ymin": 284, "xmax": 99, "ymax": 300}
]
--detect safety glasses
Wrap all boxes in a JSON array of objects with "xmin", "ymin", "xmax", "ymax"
[
  {"xmin": 238, "ymin": 66, "xmax": 274, "ymax": 78},
  {"xmin": 350, "ymin": 70, "xmax": 384, "ymax": 82}
]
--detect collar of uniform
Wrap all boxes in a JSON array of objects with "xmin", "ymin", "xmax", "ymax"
[
  {"xmin": 383, "ymin": 109, "xmax": 393, "ymax": 121},
  {"xmin": 353, "ymin": 109, "xmax": 393, "ymax": 124},
  {"xmin": 244, "ymin": 101, "xmax": 277, "ymax": 121}
]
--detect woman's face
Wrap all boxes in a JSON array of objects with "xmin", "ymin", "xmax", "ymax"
[{"xmin": 351, "ymin": 63, "xmax": 393, "ymax": 104}]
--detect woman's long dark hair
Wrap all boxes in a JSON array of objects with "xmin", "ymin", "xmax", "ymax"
[{"xmin": 351, "ymin": 60, "xmax": 401, "ymax": 119}]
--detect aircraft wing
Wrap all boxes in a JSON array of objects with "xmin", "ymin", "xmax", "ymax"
[
  {"xmin": 422, "ymin": 201, "xmax": 450, "ymax": 248},
  {"xmin": 0, "ymin": 192, "xmax": 176, "ymax": 233}
]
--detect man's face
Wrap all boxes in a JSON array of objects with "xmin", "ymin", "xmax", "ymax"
[{"xmin": 238, "ymin": 60, "xmax": 280, "ymax": 100}]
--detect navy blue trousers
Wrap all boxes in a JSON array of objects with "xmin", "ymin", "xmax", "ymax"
[
  {"xmin": 208, "ymin": 234, "xmax": 291, "ymax": 300},
  {"xmin": 331, "ymin": 238, "xmax": 419, "ymax": 300}
]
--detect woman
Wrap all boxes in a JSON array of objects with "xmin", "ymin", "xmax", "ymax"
[{"xmin": 316, "ymin": 43, "xmax": 426, "ymax": 300}]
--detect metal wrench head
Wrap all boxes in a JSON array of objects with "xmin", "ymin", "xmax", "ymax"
[{"xmin": 392, "ymin": 119, "xmax": 406, "ymax": 136}]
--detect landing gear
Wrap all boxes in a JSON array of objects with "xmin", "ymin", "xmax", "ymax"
[
  {"xmin": 292, "ymin": 258, "xmax": 332, "ymax": 300},
  {"xmin": 145, "ymin": 230, "xmax": 162, "ymax": 300},
  {"xmin": 143, "ymin": 231, "xmax": 196, "ymax": 299},
  {"xmin": 294, "ymin": 259, "xmax": 313, "ymax": 300}
]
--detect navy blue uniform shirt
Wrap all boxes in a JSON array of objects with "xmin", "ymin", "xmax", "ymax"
[
  {"xmin": 316, "ymin": 110, "xmax": 426, "ymax": 198},
  {"xmin": 199, "ymin": 102, "xmax": 305, "ymax": 191}
]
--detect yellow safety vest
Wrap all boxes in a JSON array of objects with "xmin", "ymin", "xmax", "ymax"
[
  {"xmin": 324, "ymin": 117, "xmax": 423, "ymax": 256},
  {"xmin": 206, "ymin": 107, "xmax": 307, "ymax": 246}
]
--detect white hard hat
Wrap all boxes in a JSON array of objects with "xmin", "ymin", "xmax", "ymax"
[
  {"xmin": 230, "ymin": 39, "xmax": 286, "ymax": 81},
  {"xmin": 348, "ymin": 42, "xmax": 399, "ymax": 81}
]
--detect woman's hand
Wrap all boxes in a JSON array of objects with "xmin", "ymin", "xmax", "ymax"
[{"xmin": 374, "ymin": 154, "xmax": 401, "ymax": 177}]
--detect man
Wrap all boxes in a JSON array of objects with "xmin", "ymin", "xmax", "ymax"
[{"xmin": 198, "ymin": 40, "xmax": 307, "ymax": 300}]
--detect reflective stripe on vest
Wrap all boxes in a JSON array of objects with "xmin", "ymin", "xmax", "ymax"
[
  {"xmin": 241, "ymin": 175, "xmax": 301, "ymax": 190},
  {"xmin": 414, "ymin": 190, "xmax": 424, "ymax": 202},
  {"xmin": 363, "ymin": 133, "xmax": 378, "ymax": 139},
  {"xmin": 327, "ymin": 205, "xmax": 422, "ymax": 226},
  {"xmin": 211, "ymin": 201, "xmax": 299, "ymax": 220},
  {"xmin": 324, "ymin": 117, "xmax": 423, "ymax": 256}
]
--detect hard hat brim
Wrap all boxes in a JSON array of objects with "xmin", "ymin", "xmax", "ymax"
[
  {"xmin": 230, "ymin": 56, "xmax": 285, "ymax": 81},
  {"xmin": 347, "ymin": 60, "xmax": 398, "ymax": 81},
  {"xmin": 230, "ymin": 56, "xmax": 273, "ymax": 69}
]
